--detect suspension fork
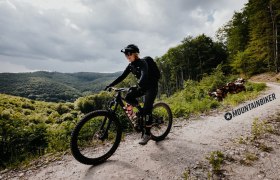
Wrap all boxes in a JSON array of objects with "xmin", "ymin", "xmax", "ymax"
[{"xmin": 98, "ymin": 99, "xmax": 119, "ymax": 140}]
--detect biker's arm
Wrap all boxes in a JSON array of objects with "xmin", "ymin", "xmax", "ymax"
[
  {"xmin": 109, "ymin": 65, "xmax": 130, "ymax": 87},
  {"xmin": 138, "ymin": 60, "xmax": 148, "ymax": 89}
]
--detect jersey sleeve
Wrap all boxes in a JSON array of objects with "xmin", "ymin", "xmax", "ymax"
[
  {"xmin": 138, "ymin": 60, "xmax": 149, "ymax": 89},
  {"xmin": 109, "ymin": 65, "xmax": 131, "ymax": 87}
]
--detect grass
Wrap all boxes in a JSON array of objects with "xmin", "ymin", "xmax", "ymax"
[
  {"xmin": 251, "ymin": 118, "xmax": 274, "ymax": 139},
  {"xmin": 182, "ymin": 169, "xmax": 190, "ymax": 180},
  {"xmin": 240, "ymin": 152, "xmax": 258, "ymax": 166},
  {"xmin": 162, "ymin": 65, "xmax": 267, "ymax": 118},
  {"xmin": 259, "ymin": 143, "xmax": 273, "ymax": 152},
  {"xmin": 206, "ymin": 151, "xmax": 225, "ymax": 172},
  {"xmin": 164, "ymin": 80, "xmax": 266, "ymax": 118},
  {"xmin": 237, "ymin": 136, "xmax": 246, "ymax": 144}
]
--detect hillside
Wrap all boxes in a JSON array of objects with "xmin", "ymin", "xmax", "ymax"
[
  {"xmin": 0, "ymin": 71, "xmax": 121, "ymax": 102},
  {"xmin": 0, "ymin": 93, "xmax": 80, "ymax": 168}
]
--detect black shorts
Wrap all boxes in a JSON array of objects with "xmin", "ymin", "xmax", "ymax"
[{"xmin": 125, "ymin": 87, "xmax": 158, "ymax": 115}]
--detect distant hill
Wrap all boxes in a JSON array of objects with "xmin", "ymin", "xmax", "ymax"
[{"xmin": 0, "ymin": 71, "xmax": 121, "ymax": 102}]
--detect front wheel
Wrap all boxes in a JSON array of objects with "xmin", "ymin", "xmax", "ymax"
[
  {"xmin": 70, "ymin": 110, "xmax": 122, "ymax": 165},
  {"xmin": 150, "ymin": 102, "xmax": 173, "ymax": 141}
]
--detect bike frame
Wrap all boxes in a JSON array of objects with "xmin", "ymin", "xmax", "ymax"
[{"xmin": 99, "ymin": 89, "xmax": 142, "ymax": 139}]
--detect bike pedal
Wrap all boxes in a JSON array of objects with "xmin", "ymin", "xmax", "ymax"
[
  {"xmin": 98, "ymin": 132, "xmax": 108, "ymax": 141},
  {"xmin": 134, "ymin": 127, "xmax": 142, "ymax": 132},
  {"xmin": 157, "ymin": 117, "xmax": 164, "ymax": 124}
]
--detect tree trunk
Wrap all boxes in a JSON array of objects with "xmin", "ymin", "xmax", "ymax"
[
  {"xmin": 269, "ymin": 3, "xmax": 278, "ymax": 73},
  {"xmin": 180, "ymin": 68, "xmax": 184, "ymax": 88},
  {"xmin": 276, "ymin": 21, "xmax": 278, "ymax": 72}
]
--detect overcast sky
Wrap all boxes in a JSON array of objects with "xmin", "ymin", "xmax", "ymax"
[{"xmin": 0, "ymin": 0, "xmax": 247, "ymax": 73}]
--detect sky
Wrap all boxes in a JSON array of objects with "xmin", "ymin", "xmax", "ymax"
[{"xmin": 0, "ymin": 0, "xmax": 248, "ymax": 73}]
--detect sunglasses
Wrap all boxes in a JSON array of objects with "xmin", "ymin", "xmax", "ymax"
[{"xmin": 125, "ymin": 52, "xmax": 133, "ymax": 56}]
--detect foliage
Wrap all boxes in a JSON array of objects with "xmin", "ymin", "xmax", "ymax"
[
  {"xmin": 74, "ymin": 91, "xmax": 112, "ymax": 113},
  {"xmin": 251, "ymin": 118, "xmax": 274, "ymax": 139},
  {"xmin": 220, "ymin": 0, "xmax": 280, "ymax": 74},
  {"xmin": 240, "ymin": 152, "xmax": 259, "ymax": 166},
  {"xmin": 163, "ymin": 66, "xmax": 233, "ymax": 117},
  {"xmin": 0, "ymin": 94, "xmax": 80, "ymax": 168},
  {"xmin": 157, "ymin": 34, "xmax": 228, "ymax": 96},
  {"xmin": 163, "ymin": 65, "xmax": 266, "ymax": 118}
]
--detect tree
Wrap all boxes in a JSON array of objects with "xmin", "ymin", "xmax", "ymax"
[
  {"xmin": 220, "ymin": 0, "xmax": 280, "ymax": 74},
  {"xmin": 157, "ymin": 34, "xmax": 227, "ymax": 96}
]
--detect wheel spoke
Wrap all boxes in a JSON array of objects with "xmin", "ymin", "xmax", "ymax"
[
  {"xmin": 150, "ymin": 103, "xmax": 172, "ymax": 141},
  {"xmin": 70, "ymin": 111, "xmax": 122, "ymax": 165}
]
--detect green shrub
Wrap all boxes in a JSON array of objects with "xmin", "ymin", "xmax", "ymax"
[
  {"xmin": 56, "ymin": 103, "xmax": 71, "ymax": 115},
  {"xmin": 21, "ymin": 103, "xmax": 35, "ymax": 110},
  {"xmin": 240, "ymin": 152, "xmax": 258, "ymax": 166},
  {"xmin": 1, "ymin": 109, "xmax": 13, "ymax": 120},
  {"xmin": 166, "ymin": 70, "xmax": 265, "ymax": 118},
  {"xmin": 166, "ymin": 66, "xmax": 232, "ymax": 117},
  {"xmin": 206, "ymin": 151, "xmax": 224, "ymax": 172},
  {"xmin": 0, "ymin": 118, "xmax": 48, "ymax": 168},
  {"xmin": 0, "ymin": 94, "xmax": 80, "ymax": 168},
  {"xmin": 47, "ymin": 121, "xmax": 75, "ymax": 152},
  {"xmin": 74, "ymin": 91, "xmax": 112, "ymax": 113},
  {"xmin": 23, "ymin": 109, "xmax": 32, "ymax": 115},
  {"xmin": 251, "ymin": 118, "xmax": 274, "ymax": 139},
  {"xmin": 60, "ymin": 113, "xmax": 75, "ymax": 122}
]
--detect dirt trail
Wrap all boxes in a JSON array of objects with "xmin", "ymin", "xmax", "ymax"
[{"xmin": 7, "ymin": 82, "xmax": 280, "ymax": 180}]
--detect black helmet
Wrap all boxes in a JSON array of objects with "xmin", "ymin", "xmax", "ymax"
[{"xmin": 121, "ymin": 44, "xmax": 140, "ymax": 54}]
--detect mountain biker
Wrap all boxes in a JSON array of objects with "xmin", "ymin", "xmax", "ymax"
[{"xmin": 105, "ymin": 44, "xmax": 160, "ymax": 145}]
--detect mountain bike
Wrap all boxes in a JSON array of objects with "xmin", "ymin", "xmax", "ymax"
[{"xmin": 70, "ymin": 87, "xmax": 173, "ymax": 165}]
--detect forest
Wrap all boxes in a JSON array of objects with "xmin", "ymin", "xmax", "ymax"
[{"xmin": 0, "ymin": 71, "xmax": 121, "ymax": 102}]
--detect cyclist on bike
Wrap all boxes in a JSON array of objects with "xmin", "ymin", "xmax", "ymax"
[{"xmin": 105, "ymin": 44, "xmax": 160, "ymax": 145}]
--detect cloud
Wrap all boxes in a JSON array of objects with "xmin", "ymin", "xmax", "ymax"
[
  {"xmin": 0, "ymin": 0, "xmax": 247, "ymax": 73},
  {"xmin": 0, "ymin": 60, "xmax": 34, "ymax": 73}
]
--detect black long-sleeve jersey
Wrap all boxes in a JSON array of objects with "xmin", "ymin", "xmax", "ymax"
[{"xmin": 109, "ymin": 58, "xmax": 158, "ymax": 90}]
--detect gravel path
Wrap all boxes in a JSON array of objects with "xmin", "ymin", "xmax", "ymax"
[{"xmin": 5, "ymin": 82, "xmax": 280, "ymax": 180}]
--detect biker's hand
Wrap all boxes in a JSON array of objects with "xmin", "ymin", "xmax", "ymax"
[
  {"xmin": 104, "ymin": 85, "xmax": 112, "ymax": 91},
  {"xmin": 129, "ymin": 85, "xmax": 138, "ymax": 92}
]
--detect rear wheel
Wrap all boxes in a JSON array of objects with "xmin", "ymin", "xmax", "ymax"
[
  {"xmin": 70, "ymin": 110, "xmax": 122, "ymax": 165},
  {"xmin": 150, "ymin": 102, "xmax": 173, "ymax": 141}
]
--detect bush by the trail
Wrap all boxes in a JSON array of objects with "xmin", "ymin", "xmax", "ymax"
[
  {"xmin": 74, "ymin": 91, "xmax": 112, "ymax": 113},
  {"xmin": 0, "ymin": 94, "xmax": 79, "ymax": 169},
  {"xmin": 163, "ymin": 65, "xmax": 266, "ymax": 118},
  {"xmin": 164, "ymin": 65, "xmax": 228, "ymax": 117}
]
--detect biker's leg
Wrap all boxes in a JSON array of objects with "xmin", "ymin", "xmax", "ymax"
[
  {"xmin": 125, "ymin": 88, "xmax": 144, "ymax": 130},
  {"xmin": 143, "ymin": 87, "xmax": 158, "ymax": 133},
  {"xmin": 139, "ymin": 87, "xmax": 158, "ymax": 145},
  {"xmin": 124, "ymin": 88, "xmax": 144, "ymax": 107}
]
